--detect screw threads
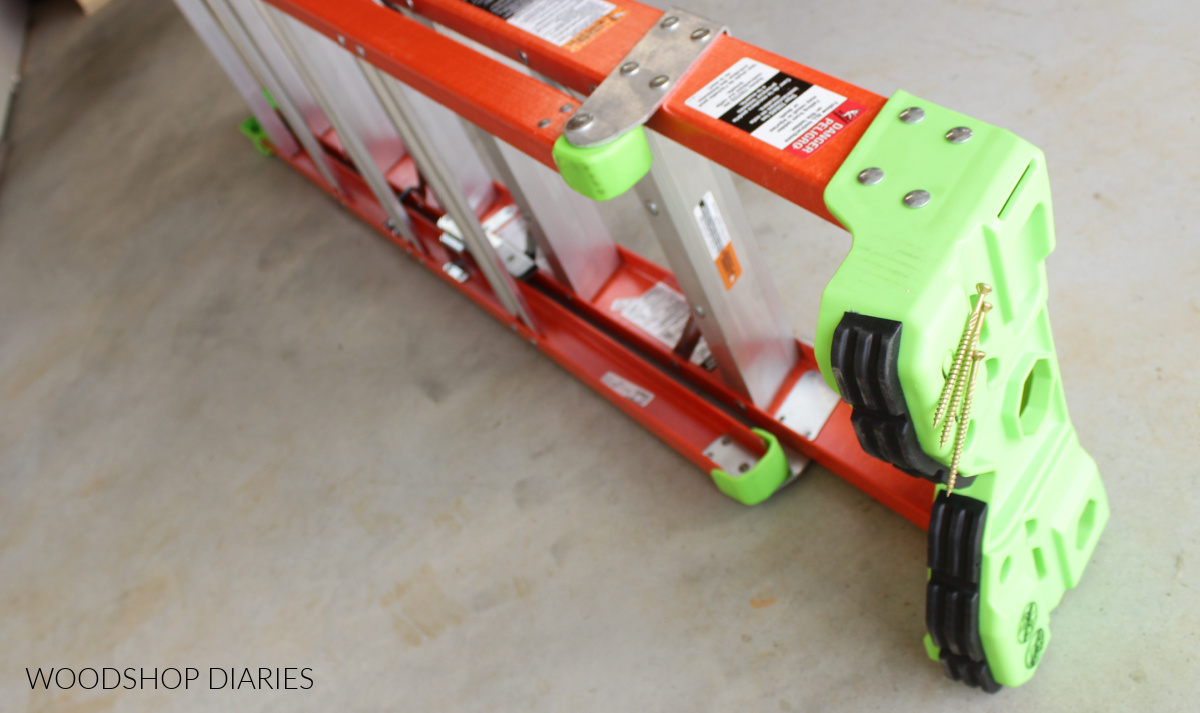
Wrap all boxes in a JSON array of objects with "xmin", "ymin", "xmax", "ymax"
[
  {"xmin": 934, "ymin": 284, "xmax": 992, "ymax": 430},
  {"xmin": 947, "ymin": 349, "xmax": 986, "ymax": 494},
  {"xmin": 940, "ymin": 301, "xmax": 991, "ymax": 447},
  {"xmin": 934, "ymin": 283, "xmax": 994, "ymax": 492}
]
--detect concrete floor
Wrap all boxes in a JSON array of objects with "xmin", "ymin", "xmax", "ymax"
[{"xmin": 2, "ymin": 0, "xmax": 1198, "ymax": 710}]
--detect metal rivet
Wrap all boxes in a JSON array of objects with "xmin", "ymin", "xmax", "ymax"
[
  {"xmin": 690, "ymin": 28, "xmax": 711, "ymax": 41},
  {"xmin": 721, "ymin": 436, "xmax": 731, "ymax": 446},
  {"xmin": 904, "ymin": 190, "xmax": 931, "ymax": 208},
  {"xmin": 644, "ymin": 200, "xmax": 660, "ymax": 215},
  {"xmin": 337, "ymin": 35, "xmax": 345, "ymax": 47},
  {"xmin": 899, "ymin": 106, "xmax": 925, "ymax": 124},
  {"xmin": 566, "ymin": 112, "xmax": 593, "ymax": 131},
  {"xmin": 517, "ymin": 50, "xmax": 529, "ymax": 65},
  {"xmin": 649, "ymin": 75, "xmax": 670, "ymax": 89},
  {"xmin": 356, "ymin": 46, "xmax": 365, "ymax": 57},
  {"xmin": 537, "ymin": 118, "xmax": 551, "ymax": 128},
  {"xmin": 738, "ymin": 463, "xmax": 750, "ymax": 473},
  {"xmin": 694, "ymin": 304, "xmax": 706, "ymax": 317},
  {"xmin": 620, "ymin": 61, "xmax": 640, "ymax": 75},
  {"xmin": 660, "ymin": 15, "xmax": 679, "ymax": 29},
  {"xmin": 560, "ymin": 104, "xmax": 574, "ymax": 113},
  {"xmin": 857, "ymin": 167, "xmax": 884, "ymax": 186},
  {"xmin": 946, "ymin": 126, "xmax": 973, "ymax": 143}
]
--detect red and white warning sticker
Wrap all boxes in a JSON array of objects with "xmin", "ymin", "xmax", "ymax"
[
  {"xmin": 465, "ymin": 0, "xmax": 624, "ymax": 52},
  {"xmin": 684, "ymin": 57, "xmax": 865, "ymax": 159}
]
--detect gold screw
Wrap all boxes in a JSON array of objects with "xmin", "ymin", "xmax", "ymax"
[
  {"xmin": 940, "ymin": 300, "xmax": 992, "ymax": 447},
  {"xmin": 934, "ymin": 284, "xmax": 992, "ymax": 429},
  {"xmin": 947, "ymin": 349, "xmax": 986, "ymax": 494}
]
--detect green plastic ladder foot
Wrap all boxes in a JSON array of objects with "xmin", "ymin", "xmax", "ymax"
[
  {"xmin": 240, "ymin": 116, "xmax": 273, "ymax": 156},
  {"xmin": 710, "ymin": 428, "xmax": 790, "ymax": 506},
  {"xmin": 817, "ymin": 90, "xmax": 1109, "ymax": 689}
]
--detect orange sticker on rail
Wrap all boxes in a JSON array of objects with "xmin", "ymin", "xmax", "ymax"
[
  {"xmin": 468, "ymin": 0, "xmax": 625, "ymax": 52},
  {"xmin": 563, "ymin": 7, "xmax": 625, "ymax": 51},
  {"xmin": 694, "ymin": 192, "xmax": 742, "ymax": 290}
]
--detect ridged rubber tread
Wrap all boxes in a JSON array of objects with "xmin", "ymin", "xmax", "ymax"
[
  {"xmin": 940, "ymin": 652, "xmax": 1001, "ymax": 692},
  {"xmin": 927, "ymin": 492, "xmax": 1001, "ymax": 693},
  {"xmin": 830, "ymin": 313, "xmax": 950, "ymax": 484}
]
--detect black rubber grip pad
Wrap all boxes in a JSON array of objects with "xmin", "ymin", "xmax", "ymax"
[
  {"xmin": 830, "ymin": 313, "xmax": 952, "ymax": 484},
  {"xmin": 927, "ymin": 492, "xmax": 999, "ymax": 693}
]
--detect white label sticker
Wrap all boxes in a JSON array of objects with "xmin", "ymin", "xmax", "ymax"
[
  {"xmin": 600, "ymin": 372, "xmax": 655, "ymax": 407},
  {"xmin": 467, "ymin": 0, "xmax": 623, "ymax": 50},
  {"xmin": 684, "ymin": 58, "xmax": 865, "ymax": 158},
  {"xmin": 610, "ymin": 282, "xmax": 712, "ymax": 366},
  {"xmin": 611, "ymin": 282, "xmax": 689, "ymax": 347},
  {"xmin": 693, "ymin": 192, "xmax": 741, "ymax": 290},
  {"xmin": 694, "ymin": 192, "xmax": 730, "ymax": 262},
  {"xmin": 438, "ymin": 204, "xmax": 529, "ymax": 252}
]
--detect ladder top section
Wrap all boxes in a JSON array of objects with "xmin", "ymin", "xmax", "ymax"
[{"xmin": 263, "ymin": 0, "xmax": 888, "ymax": 225}]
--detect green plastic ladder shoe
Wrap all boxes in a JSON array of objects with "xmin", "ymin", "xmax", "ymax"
[
  {"xmin": 815, "ymin": 91, "xmax": 1109, "ymax": 691},
  {"xmin": 710, "ymin": 428, "xmax": 790, "ymax": 506},
  {"xmin": 240, "ymin": 116, "xmax": 273, "ymax": 156}
]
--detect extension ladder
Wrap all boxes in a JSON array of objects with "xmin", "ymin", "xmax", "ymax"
[{"xmin": 173, "ymin": 0, "xmax": 1109, "ymax": 692}]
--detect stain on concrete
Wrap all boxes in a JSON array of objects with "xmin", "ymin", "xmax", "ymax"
[
  {"xmin": 108, "ymin": 574, "xmax": 180, "ymax": 646},
  {"xmin": 233, "ymin": 458, "xmax": 283, "ymax": 514},
  {"xmin": 350, "ymin": 496, "xmax": 405, "ymax": 536},
  {"xmin": 418, "ymin": 377, "xmax": 449, "ymax": 404},
  {"xmin": 512, "ymin": 576, "xmax": 532, "ymax": 599},
  {"xmin": 382, "ymin": 564, "xmax": 467, "ymax": 644},
  {"xmin": 513, "ymin": 475, "xmax": 552, "ymax": 510},
  {"xmin": 391, "ymin": 614, "xmax": 423, "ymax": 648},
  {"xmin": 431, "ymin": 499, "xmax": 469, "ymax": 534}
]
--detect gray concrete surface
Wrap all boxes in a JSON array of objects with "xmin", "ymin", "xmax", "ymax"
[{"xmin": 2, "ymin": 0, "xmax": 1198, "ymax": 711}]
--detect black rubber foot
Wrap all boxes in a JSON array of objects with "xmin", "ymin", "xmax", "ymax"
[
  {"xmin": 830, "ymin": 313, "xmax": 954, "ymax": 484},
  {"xmin": 830, "ymin": 312, "xmax": 997, "ymax": 692},
  {"xmin": 928, "ymin": 492, "xmax": 1001, "ymax": 693}
]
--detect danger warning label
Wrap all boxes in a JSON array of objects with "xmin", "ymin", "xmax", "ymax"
[
  {"xmin": 685, "ymin": 57, "xmax": 865, "ymax": 159},
  {"xmin": 464, "ymin": 0, "xmax": 624, "ymax": 52}
]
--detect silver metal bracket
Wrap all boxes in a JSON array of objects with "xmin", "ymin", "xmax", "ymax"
[
  {"xmin": 437, "ymin": 206, "xmax": 537, "ymax": 280},
  {"xmin": 774, "ymin": 370, "xmax": 841, "ymax": 441},
  {"xmin": 703, "ymin": 434, "xmax": 809, "ymax": 487},
  {"xmin": 563, "ymin": 8, "xmax": 726, "ymax": 148}
]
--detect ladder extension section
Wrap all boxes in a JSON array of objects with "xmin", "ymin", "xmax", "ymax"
[{"xmin": 173, "ymin": 0, "xmax": 1108, "ymax": 692}]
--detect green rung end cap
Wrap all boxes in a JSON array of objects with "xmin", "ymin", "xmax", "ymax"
[
  {"xmin": 240, "ymin": 117, "xmax": 273, "ymax": 156},
  {"xmin": 552, "ymin": 127, "xmax": 652, "ymax": 202},
  {"xmin": 710, "ymin": 429, "xmax": 790, "ymax": 506}
]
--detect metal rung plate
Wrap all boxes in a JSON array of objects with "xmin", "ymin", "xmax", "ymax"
[{"xmin": 564, "ymin": 8, "xmax": 725, "ymax": 148}]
